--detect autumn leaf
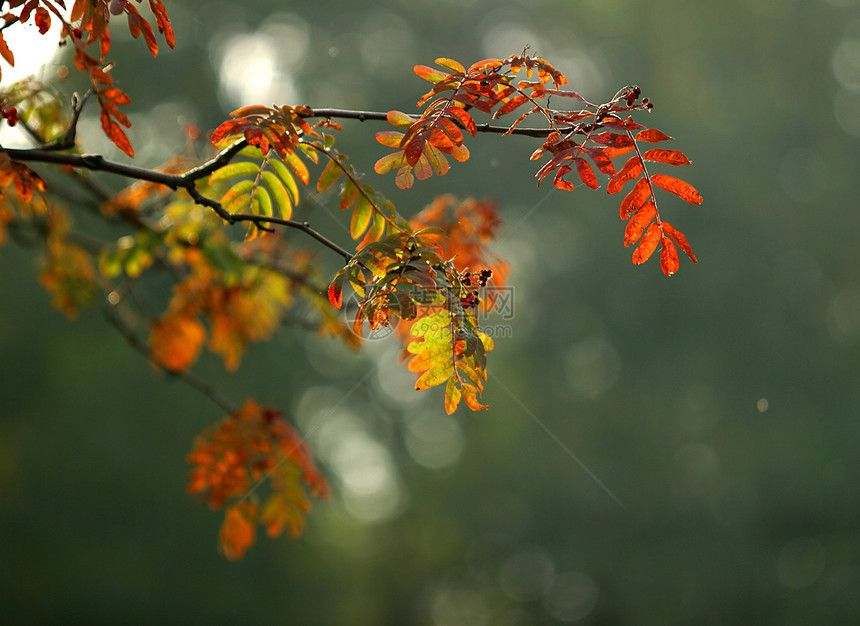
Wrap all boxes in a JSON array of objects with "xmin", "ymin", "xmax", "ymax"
[
  {"xmin": 149, "ymin": 313, "xmax": 206, "ymax": 371},
  {"xmin": 632, "ymin": 222, "xmax": 661, "ymax": 265},
  {"xmin": 219, "ymin": 501, "xmax": 258, "ymax": 560},
  {"xmin": 650, "ymin": 174, "xmax": 703, "ymax": 204}
]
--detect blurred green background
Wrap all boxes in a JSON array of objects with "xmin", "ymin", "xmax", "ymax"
[{"xmin": 2, "ymin": 0, "xmax": 860, "ymax": 623}]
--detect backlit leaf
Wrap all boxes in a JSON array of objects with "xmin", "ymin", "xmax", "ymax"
[
  {"xmin": 219, "ymin": 501, "xmax": 257, "ymax": 561},
  {"xmin": 623, "ymin": 201, "xmax": 657, "ymax": 247},
  {"xmin": 260, "ymin": 171, "xmax": 292, "ymax": 219},
  {"xmin": 661, "ymin": 222, "xmax": 698, "ymax": 263},
  {"xmin": 150, "ymin": 313, "xmax": 205, "ymax": 371},
  {"xmin": 374, "ymin": 151, "xmax": 406, "ymax": 174},
  {"xmin": 316, "ymin": 159, "xmax": 343, "ymax": 192},
  {"xmin": 619, "ymin": 176, "xmax": 651, "ymax": 218},
  {"xmin": 375, "ymin": 130, "xmax": 405, "ymax": 147},
  {"xmin": 350, "ymin": 196, "xmax": 373, "ymax": 239},
  {"xmin": 328, "ymin": 269, "xmax": 346, "ymax": 308},
  {"xmin": 574, "ymin": 158, "xmax": 599, "ymax": 189},
  {"xmin": 651, "ymin": 174, "xmax": 703, "ymax": 204},
  {"xmin": 282, "ymin": 150, "xmax": 309, "ymax": 185},
  {"xmin": 208, "ymin": 161, "xmax": 260, "ymax": 184},
  {"xmin": 445, "ymin": 106, "xmax": 477, "ymax": 136},
  {"xmin": 220, "ymin": 179, "xmax": 254, "ymax": 211},
  {"xmin": 268, "ymin": 158, "xmax": 300, "ymax": 205},
  {"xmin": 635, "ymin": 128, "xmax": 672, "ymax": 143},
  {"xmin": 632, "ymin": 222, "xmax": 661, "ymax": 264},
  {"xmin": 386, "ymin": 110, "xmax": 414, "ymax": 129},
  {"xmin": 414, "ymin": 64, "xmax": 450, "ymax": 83},
  {"xmin": 660, "ymin": 237, "xmax": 680, "ymax": 276},
  {"xmin": 607, "ymin": 157, "xmax": 643, "ymax": 194},
  {"xmin": 642, "ymin": 149, "xmax": 691, "ymax": 166},
  {"xmin": 435, "ymin": 57, "xmax": 465, "ymax": 74},
  {"xmin": 444, "ymin": 378, "xmax": 462, "ymax": 414}
]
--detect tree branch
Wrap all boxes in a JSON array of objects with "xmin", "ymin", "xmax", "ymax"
[
  {"xmin": 4, "ymin": 140, "xmax": 354, "ymax": 262},
  {"xmin": 300, "ymin": 107, "xmax": 556, "ymax": 137}
]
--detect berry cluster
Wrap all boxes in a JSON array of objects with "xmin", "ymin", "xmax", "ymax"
[
  {"xmin": 458, "ymin": 269, "xmax": 492, "ymax": 309},
  {"xmin": 1, "ymin": 106, "xmax": 19, "ymax": 127},
  {"xmin": 460, "ymin": 269, "xmax": 493, "ymax": 288}
]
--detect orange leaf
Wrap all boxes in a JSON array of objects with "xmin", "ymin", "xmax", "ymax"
[
  {"xmin": 619, "ymin": 176, "xmax": 650, "ymax": 218},
  {"xmin": 608, "ymin": 157, "xmax": 643, "ymax": 194},
  {"xmin": 651, "ymin": 174, "xmax": 703, "ymax": 204},
  {"xmin": 632, "ymin": 222, "xmax": 661, "ymax": 264},
  {"xmin": 574, "ymin": 158, "xmax": 599, "ymax": 189},
  {"xmin": 0, "ymin": 32, "xmax": 12, "ymax": 67},
  {"xmin": 414, "ymin": 64, "xmax": 450, "ymax": 83},
  {"xmin": 553, "ymin": 166, "xmax": 574, "ymax": 191},
  {"xmin": 642, "ymin": 149, "xmax": 691, "ymax": 166},
  {"xmin": 100, "ymin": 110, "xmax": 134, "ymax": 157},
  {"xmin": 445, "ymin": 106, "xmax": 477, "ymax": 136},
  {"xmin": 660, "ymin": 236, "xmax": 680, "ymax": 276},
  {"xmin": 150, "ymin": 313, "xmax": 205, "ymax": 371},
  {"xmin": 219, "ymin": 502, "xmax": 258, "ymax": 561},
  {"xmin": 661, "ymin": 222, "xmax": 698, "ymax": 263},
  {"xmin": 623, "ymin": 201, "xmax": 656, "ymax": 247},
  {"xmin": 635, "ymin": 128, "xmax": 672, "ymax": 143}
]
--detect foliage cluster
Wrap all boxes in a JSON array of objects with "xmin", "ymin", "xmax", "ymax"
[{"xmin": 0, "ymin": 0, "xmax": 700, "ymax": 557}]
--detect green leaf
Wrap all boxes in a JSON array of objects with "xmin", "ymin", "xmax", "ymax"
[
  {"xmin": 350, "ymin": 196, "xmax": 373, "ymax": 240},
  {"xmin": 269, "ymin": 158, "xmax": 300, "ymax": 205},
  {"xmin": 317, "ymin": 159, "xmax": 343, "ymax": 192},
  {"xmin": 261, "ymin": 171, "xmax": 292, "ymax": 220},
  {"xmin": 386, "ymin": 110, "xmax": 414, "ymax": 129},
  {"xmin": 255, "ymin": 185, "xmax": 273, "ymax": 217},
  {"xmin": 208, "ymin": 161, "xmax": 261, "ymax": 184},
  {"xmin": 220, "ymin": 179, "xmax": 255, "ymax": 211}
]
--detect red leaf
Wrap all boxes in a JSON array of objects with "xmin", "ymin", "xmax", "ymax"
[
  {"xmin": 100, "ymin": 110, "xmax": 134, "ymax": 156},
  {"xmin": 651, "ymin": 174, "xmax": 703, "ymax": 204},
  {"xmin": 583, "ymin": 147, "xmax": 615, "ymax": 176},
  {"xmin": 149, "ymin": 0, "xmax": 175, "ymax": 48},
  {"xmin": 328, "ymin": 275, "xmax": 344, "ymax": 309},
  {"xmin": 607, "ymin": 157, "xmax": 643, "ymax": 194},
  {"xmin": 573, "ymin": 158, "xmax": 599, "ymax": 189},
  {"xmin": 445, "ymin": 106, "xmax": 477, "ymax": 136},
  {"xmin": 636, "ymin": 128, "xmax": 672, "ymax": 143},
  {"xmin": 468, "ymin": 58, "xmax": 504, "ymax": 73},
  {"xmin": 34, "ymin": 7, "xmax": 51, "ymax": 34},
  {"xmin": 553, "ymin": 166, "xmax": 574, "ymax": 191},
  {"xmin": 591, "ymin": 132, "xmax": 633, "ymax": 149},
  {"xmin": 660, "ymin": 236, "xmax": 680, "ymax": 276},
  {"xmin": 661, "ymin": 222, "xmax": 698, "ymax": 263},
  {"xmin": 102, "ymin": 87, "xmax": 131, "ymax": 105},
  {"xmin": 632, "ymin": 222, "xmax": 661, "ymax": 264},
  {"xmin": 623, "ymin": 201, "xmax": 656, "ymax": 247},
  {"xmin": 619, "ymin": 176, "xmax": 650, "ymax": 218},
  {"xmin": 642, "ymin": 149, "xmax": 691, "ymax": 166},
  {"xmin": 436, "ymin": 117, "xmax": 463, "ymax": 145},
  {"xmin": 404, "ymin": 135, "xmax": 426, "ymax": 167},
  {"xmin": 494, "ymin": 95, "xmax": 529, "ymax": 118},
  {"xmin": 0, "ymin": 33, "xmax": 15, "ymax": 66}
]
